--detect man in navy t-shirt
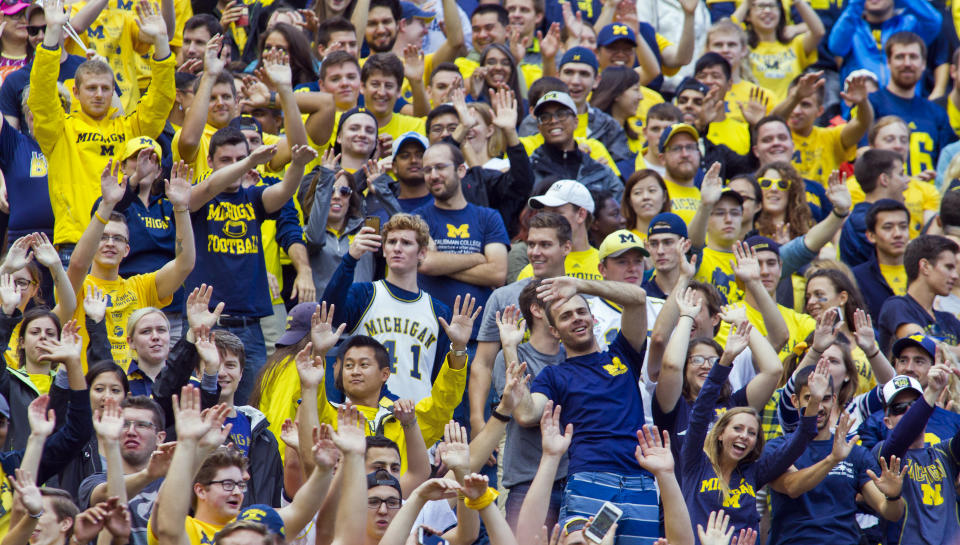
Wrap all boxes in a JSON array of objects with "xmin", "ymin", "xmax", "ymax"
[
  {"xmin": 877, "ymin": 234, "xmax": 960, "ymax": 355},
  {"xmin": 414, "ymin": 141, "xmax": 509, "ymax": 335},
  {"xmin": 184, "ymin": 127, "xmax": 316, "ymax": 404},
  {"xmin": 513, "ymin": 276, "xmax": 655, "ymax": 545}
]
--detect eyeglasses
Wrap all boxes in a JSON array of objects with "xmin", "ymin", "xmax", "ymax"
[
  {"xmin": 100, "ymin": 233, "xmax": 129, "ymax": 245},
  {"xmin": 667, "ymin": 144, "xmax": 699, "ymax": 154},
  {"xmin": 759, "ymin": 177, "xmax": 790, "ymax": 191},
  {"xmin": 367, "ymin": 496, "xmax": 402, "ymax": 509},
  {"xmin": 207, "ymin": 479, "xmax": 248, "ymax": 492},
  {"xmin": 26, "ymin": 24, "xmax": 45, "ymax": 36},
  {"xmin": 562, "ymin": 517, "xmax": 589, "ymax": 535},
  {"xmin": 537, "ymin": 110, "xmax": 574, "ymax": 124},
  {"xmin": 123, "ymin": 419, "xmax": 157, "ymax": 431},
  {"xmin": 13, "ymin": 279, "xmax": 36, "ymax": 289},
  {"xmin": 422, "ymin": 163, "xmax": 453, "ymax": 175},
  {"xmin": 429, "ymin": 123, "xmax": 459, "ymax": 135},
  {"xmin": 334, "ymin": 186, "xmax": 353, "ymax": 197},
  {"xmin": 887, "ymin": 399, "xmax": 917, "ymax": 416},
  {"xmin": 689, "ymin": 355, "xmax": 719, "ymax": 367},
  {"xmin": 752, "ymin": 2, "xmax": 779, "ymax": 11},
  {"xmin": 483, "ymin": 59, "xmax": 512, "ymax": 68}
]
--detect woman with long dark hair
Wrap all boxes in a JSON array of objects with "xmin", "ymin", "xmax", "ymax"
[
  {"xmin": 621, "ymin": 169, "xmax": 670, "ymax": 242},
  {"xmin": 590, "ymin": 66, "xmax": 642, "ymax": 153},
  {"xmin": 255, "ymin": 23, "xmax": 317, "ymax": 86},
  {"xmin": 469, "ymin": 44, "xmax": 526, "ymax": 126}
]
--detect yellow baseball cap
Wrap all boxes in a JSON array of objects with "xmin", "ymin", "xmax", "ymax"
[
  {"xmin": 120, "ymin": 136, "xmax": 162, "ymax": 162},
  {"xmin": 598, "ymin": 229, "xmax": 649, "ymax": 261}
]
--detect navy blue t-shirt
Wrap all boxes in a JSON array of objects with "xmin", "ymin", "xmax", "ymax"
[
  {"xmin": 858, "ymin": 405, "xmax": 960, "ymax": 451},
  {"xmin": 653, "ymin": 385, "xmax": 749, "ymax": 464},
  {"xmin": 839, "ymin": 202, "xmax": 872, "ymax": 267},
  {"xmin": 185, "ymin": 185, "xmax": 278, "ymax": 317},
  {"xmin": 868, "ymin": 88, "xmax": 956, "ymax": 175},
  {"xmin": 0, "ymin": 121, "xmax": 53, "ymax": 240},
  {"xmin": 0, "ymin": 55, "xmax": 86, "ymax": 129},
  {"xmin": 225, "ymin": 412, "xmax": 252, "ymax": 457},
  {"xmin": 531, "ymin": 332, "xmax": 650, "ymax": 475},
  {"xmin": 370, "ymin": 193, "xmax": 434, "ymax": 223},
  {"xmin": 414, "ymin": 202, "xmax": 509, "ymax": 334},
  {"xmin": 877, "ymin": 294, "xmax": 960, "ymax": 353},
  {"xmin": 768, "ymin": 439, "xmax": 875, "ymax": 545}
]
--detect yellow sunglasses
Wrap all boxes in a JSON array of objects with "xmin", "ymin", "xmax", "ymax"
[{"xmin": 759, "ymin": 177, "xmax": 790, "ymax": 191}]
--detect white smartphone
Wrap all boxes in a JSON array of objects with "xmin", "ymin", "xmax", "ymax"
[
  {"xmin": 830, "ymin": 306, "xmax": 844, "ymax": 327},
  {"xmin": 584, "ymin": 502, "xmax": 622, "ymax": 543}
]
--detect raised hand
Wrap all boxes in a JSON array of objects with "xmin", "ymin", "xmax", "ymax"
[
  {"xmin": 852, "ymin": 308, "xmax": 878, "ymax": 354},
  {"xmin": 468, "ymin": 66, "xmax": 488, "ymax": 98},
  {"xmin": 867, "ymin": 455, "xmax": 904, "ymax": 500},
  {"xmin": 204, "ymin": 34, "xmax": 228, "ymax": 76},
  {"xmin": 737, "ymin": 86, "xmax": 769, "ymax": 127},
  {"xmin": 310, "ymin": 301, "xmax": 346, "ymax": 357},
  {"xmin": 676, "ymin": 287, "xmax": 702, "ymax": 319},
  {"xmin": 402, "ymin": 43, "xmax": 426, "ymax": 84},
  {"xmin": 723, "ymin": 320, "xmax": 752, "ymax": 359},
  {"xmin": 699, "ymin": 162, "xmax": 723, "ymax": 206},
  {"xmin": 440, "ymin": 420, "xmax": 470, "ymax": 472},
  {"xmin": 634, "ymin": 425, "xmax": 674, "ymax": 476},
  {"xmin": 2, "ymin": 235, "xmax": 35, "ymax": 273},
  {"xmin": 806, "ymin": 358, "xmax": 831, "ymax": 400},
  {"xmin": 718, "ymin": 303, "xmax": 747, "ymax": 325},
  {"xmin": 490, "ymin": 87, "xmax": 518, "ymax": 130},
  {"xmin": 290, "ymin": 144, "xmax": 318, "ymax": 168},
  {"xmin": 38, "ymin": 319, "xmax": 82, "ymax": 364},
  {"xmin": 173, "ymin": 385, "xmax": 215, "ymax": 441},
  {"xmin": 329, "ymin": 404, "xmax": 368, "ymax": 455},
  {"xmin": 73, "ymin": 503, "xmax": 109, "ymax": 543},
  {"xmin": 0, "ymin": 274, "xmax": 21, "ymax": 315},
  {"xmin": 194, "ymin": 326, "xmax": 221, "ymax": 374},
  {"xmin": 461, "ymin": 473, "xmax": 489, "ymax": 501},
  {"xmin": 536, "ymin": 276, "xmax": 579, "ymax": 307},
  {"xmin": 393, "ymin": 398, "xmax": 417, "ymax": 429},
  {"xmin": 295, "ymin": 342, "xmax": 325, "ymax": 389},
  {"xmin": 311, "ymin": 424, "xmax": 341, "ymax": 471},
  {"xmin": 135, "ymin": 0, "xmax": 167, "ymax": 42},
  {"xmin": 261, "ymin": 48, "xmax": 293, "ymax": 89},
  {"xmin": 439, "ymin": 294, "xmax": 482, "ymax": 350},
  {"xmin": 103, "ymin": 501, "xmax": 132, "ymax": 540},
  {"xmin": 677, "ymin": 238, "xmax": 697, "ymax": 278},
  {"xmin": 537, "ymin": 22, "xmax": 562, "ymax": 60},
  {"xmin": 186, "ymin": 284, "xmax": 225, "ymax": 331},
  {"xmin": 320, "ymin": 148, "xmax": 340, "ymax": 171},
  {"xmin": 792, "ymin": 70, "xmax": 825, "ymax": 100},
  {"xmin": 730, "ymin": 240, "xmax": 760, "ymax": 284},
  {"xmin": 840, "ymin": 73, "xmax": 871, "ymax": 105},
  {"xmin": 240, "ymin": 74, "xmax": 271, "ymax": 108},
  {"xmin": 31, "ymin": 233, "xmax": 60, "ymax": 269},
  {"xmin": 732, "ymin": 527, "xmax": 758, "ymax": 545},
  {"xmin": 27, "ymin": 394, "xmax": 55, "ymax": 438},
  {"xmin": 9, "ymin": 468, "xmax": 42, "ymax": 516},
  {"xmin": 414, "ymin": 478, "xmax": 462, "ymax": 501},
  {"xmin": 830, "ymin": 412, "xmax": 858, "ymax": 463},
  {"xmin": 811, "ymin": 305, "xmax": 839, "ymax": 352},
  {"xmin": 197, "ymin": 403, "xmax": 232, "ymax": 452},
  {"xmin": 825, "ymin": 170, "xmax": 851, "ymax": 215},
  {"xmin": 279, "ymin": 419, "xmax": 299, "ymax": 451},
  {"xmin": 94, "ymin": 397, "xmax": 125, "ymax": 442},
  {"xmin": 540, "ymin": 400, "xmax": 572, "ymax": 457},
  {"xmin": 495, "ymin": 305, "xmax": 525, "ymax": 348},
  {"xmin": 451, "ymin": 86, "xmax": 479, "ymax": 130},
  {"xmin": 145, "ymin": 443, "xmax": 177, "ymax": 479},
  {"xmin": 249, "ymin": 144, "xmax": 279, "ymax": 166},
  {"xmin": 41, "ymin": 0, "xmax": 68, "ymax": 27},
  {"xmin": 498, "ymin": 360, "xmax": 530, "ymax": 415},
  {"xmin": 100, "ymin": 160, "xmax": 127, "ymax": 206},
  {"xmin": 697, "ymin": 510, "xmax": 734, "ymax": 545},
  {"xmin": 165, "ymin": 161, "xmax": 194, "ymax": 209}
]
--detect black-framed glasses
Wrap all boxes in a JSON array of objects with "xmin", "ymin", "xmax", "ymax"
[
  {"xmin": 26, "ymin": 24, "xmax": 45, "ymax": 36},
  {"xmin": 688, "ymin": 355, "xmax": 719, "ymax": 368},
  {"xmin": 759, "ymin": 177, "xmax": 790, "ymax": 191},
  {"xmin": 207, "ymin": 479, "xmax": 248, "ymax": 492},
  {"xmin": 367, "ymin": 496, "xmax": 402, "ymax": 510}
]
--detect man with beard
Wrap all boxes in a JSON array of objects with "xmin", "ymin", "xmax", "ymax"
[
  {"xmin": 360, "ymin": 0, "xmax": 401, "ymax": 55},
  {"xmin": 415, "ymin": 141, "xmax": 510, "ymax": 322},
  {"xmin": 80, "ymin": 397, "xmax": 169, "ymax": 545},
  {"xmin": 867, "ymin": 32, "xmax": 955, "ymax": 176},
  {"xmin": 658, "ymin": 123, "xmax": 702, "ymax": 225}
]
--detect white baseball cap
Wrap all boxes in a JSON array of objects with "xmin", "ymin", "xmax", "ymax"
[
  {"xmin": 528, "ymin": 180, "xmax": 595, "ymax": 213},
  {"xmin": 882, "ymin": 374, "xmax": 924, "ymax": 406}
]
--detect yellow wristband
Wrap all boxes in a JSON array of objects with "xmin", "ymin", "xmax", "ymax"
[
  {"xmin": 464, "ymin": 487, "xmax": 499, "ymax": 510},
  {"xmin": 94, "ymin": 211, "xmax": 109, "ymax": 225}
]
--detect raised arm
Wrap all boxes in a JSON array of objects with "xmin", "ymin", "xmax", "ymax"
[
  {"xmin": 648, "ymin": 242, "xmax": 696, "ymax": 381},
  {"xmin": 794, "ymin": 0, "xmax": 825, "ymax": 55},
  {"xmin": 93, "ymin": 398, "xmax": 129, "ymax": 506},
  {"xmin": 660, "ymin": 0, "xmax": 697, "ymax": 68},
  {"xmin": 394, "ymin": 399, "xmax": 431, "ymax": 495},
  {"xmin": 432, "ymin": 0, "xmax": 466, "ymax": 64},
  {"xmin": 860, "ymin": 455, "xmax": 906, "ymax": 521},
  {"xmin": 178, "ymin": 34, "xmax": 228, "ymax": 164},
  {"xmin": 469, "ymin": 358, "xmax": 528, "ymax": 471},
  {"xmin": 262, "ymin": 144, "xmax": 318, "ymax": 213},
  {"xmin": 329, "ymin": 407, "xmax": 374, "ymax": 545},
  {"xmin": 278, "ymin": 422, "xmax": 338, "ymax": 537},
  {"xmin": 688, "ymin": 163, "xmax": 721, "ymax": 249},
  {"xmin": 769, "ymin": 409, "xmax": 857, "ymax": 498},
  {"xmin": 537, "ymin": 276, "xmax": 648, "ymax": 351},
  {"xmin": 743, "ymin": 325, "xmax": 784, "ymax": 411},
  {"xmin": 3, "ymin": 469, "xmax": 43, "ymax": 545},
  {"xmin": 732, "ymin": 241, "xmax": 789, "ymax": 351},
  {"xmin": 377, "ymin": 478, "xmax": 463, "ymax": 545},
  {"xmin": 260, "ymin": 49, "xmax": 310, "ymax": 171},
  {"xmin": 187, "ymin": 144, "xmax": 277, "ymax": 211},
  {"xmin": 67, "ymin": 163, "xmax": 127, "ymax": 301},
  {"xmin": 515, "ymin": 401, "xmax": 572, "ymax": 545},
  {"xmin": 656, "ymin": 287, "xmax": 701, "ymax": 414},
  {"xmin": 839, "ymin": 75, "xmax": 874, "ymax": 149},
  {"xmin": 27, "ymin": 0, "xmax": 68, "ymax": 152},
  {"xmin": 154, "ymin": 162, "xmax": 196, "ymax": 300},
  {"xmin": 635, "ymin": 426, "xmax": 694, "ymax": 545},
  {"xmin": 17, "ymin": 395, "xmax": 56, "ymax": 485}
]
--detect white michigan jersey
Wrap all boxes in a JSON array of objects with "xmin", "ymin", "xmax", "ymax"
[
  {"xmin": 590, "ymin": 296, "xmax": 664, "ymax": 351},
  {"xmin": 351, "ymin": 280, "xmax": 441, "ymax": 401}
]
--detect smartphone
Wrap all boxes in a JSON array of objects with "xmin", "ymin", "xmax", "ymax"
[
  {"xmin": 418, "ymin": 528, "xmax": 448, "ymax": 545},
  {"xmin": 830, "ymin": 306, "xmax": 844, "ymax": 327},
  {"xmin": 364, "ymin": 215, "xmax": 381, "ymax": 234},
  {"xmin": 584, "ymin": 502, "xmax": 622, "ymax": 543}
]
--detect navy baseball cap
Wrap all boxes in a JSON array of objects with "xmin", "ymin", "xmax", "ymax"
[
  {"xmin": 745, "ymin": 235, "xmax": 780, "ymax": 257},
  {"xmin": 401, "ymin": 1, "xmax": 434, "ymax": 20},
  {"xmin": 658, "ymin": 122, "xmax": 700, "ymax": 153},
  {"xmin": 598, "ymin": 23, "xmax": 637, "ymax": 47},
  {"xmin": 238, "ymin": 505, "xmax": 286, "ymax": 538},
  {"xmin": 718, "ymin": 189, "xmax": 744, "ymax": 206},
  {"xmin": 648, "ymin": 212, "xmax": 688, "ymax": 238},
  {"xmin": 892, "ymin": 333, "xmax": 938, "ymax": 361},
  {"xmin": 559, "ymin": 47, "xmax": 598, "ymax": 73},
  {"xmin": 367, "ymin": 469, "xmax": 403, "ymax": 496},
  {"xmin": 229, "ymin": 115, "xmax": 263, "ymax": 137},
  {"xmin": 675, "ymin": 77, "xmax": 709, "ymax": 98},
  {"xmin": 275, "ymin": 302, "xmax": 319, "ymax": 347}
]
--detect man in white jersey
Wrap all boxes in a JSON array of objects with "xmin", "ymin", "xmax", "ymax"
[{"xmin": 321, "ymin": 213, "xmax": 458, "ymax": 401}]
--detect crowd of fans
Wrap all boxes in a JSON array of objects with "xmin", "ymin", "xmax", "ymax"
[{"xmin": 3, "ymin": 0, "xmax": 960, "ymax": 543}]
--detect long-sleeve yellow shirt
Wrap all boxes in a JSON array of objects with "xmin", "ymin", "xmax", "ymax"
[{"xmin": 28, "ymin": 45, "xmax": 175, "ymax": 245}]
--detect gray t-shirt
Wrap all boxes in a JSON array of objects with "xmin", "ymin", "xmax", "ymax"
[
  {"xmin": 476, "ymin": 278, "xmax": 534, "ymax": 342},
  {"xmin": 494, "ymin": 342, "xmax": 568, "ymax": 488},
  {"xmin": 79, "ymin": 472, "xmax": 163, "ymax": 545}
]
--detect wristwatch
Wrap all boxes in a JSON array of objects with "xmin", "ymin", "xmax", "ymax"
[{"xmin": 450, "ymin": 343, "xmax": 468, "ymax": 357}]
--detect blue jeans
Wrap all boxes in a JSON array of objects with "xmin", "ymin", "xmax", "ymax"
[
  {"xmin": 504, "ymin": 480, "xmax": 564, "ymax": 532},
  {"xmin": 560, "ymin": 471, "xmax": 659, "ymax": 545}
]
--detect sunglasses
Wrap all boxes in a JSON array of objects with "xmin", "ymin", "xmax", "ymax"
[
  {"xmin": 334, "ymin": 186, "xmax": 352, "ymax": 197},
  {"xmin": 887, "ymin": 399, "xmax": 917, "ymax": 416},
  {"xmin": 26, "ymin": 24, "xmax": 45, "ymax": 36},
  {"xmin": 759, "ymin": 177, "xmax": 790, "ymax": 191}
]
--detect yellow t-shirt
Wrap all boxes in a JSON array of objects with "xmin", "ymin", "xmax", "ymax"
[
  {"xmin": 149, "ymin": 515, "xmax": 227, "ymax": 545},
  {"xmin": 27, "ymin": 373, "xmax": 53, "ymax": 394},
  {"xmin": 948, "ymin": 97, "xmax": 960, "ymax": 138},
  {"xmin": 847, "ymin": 176, "xmax": 940, "ymax": 238},
  {"xmin": 791, "ymin": 125, "xmax": 856, "ymax": 188},
  {"xmin": 725, "ymin": 80, "xmax": 773, "ymax": 125},
  {"xmin": 748, "ymin": 35, "xmax": 816, "ymax": 102},
  {"xmin": 879, "ymin": 263, "xmax": 907, "ymax": 295},
  {"xmin": 74, "ymin": 272, "xmax": 172, "ymax": 371},
  {"xmin": 715, "ymin": 302, "xmax": 816, "ymax": 361},
  {"xmin": 173, "ymin": 124, "xmax": 219, "ymax": 182},
  {"xmin": 851, "ymin": 345, "xmax": 876, "ymax": 396},
  {"xmin": 0, "ymin": 465, "xmax": 12, "ymax": 536},
  {"xmin": 663, "ymin": 178, "xmax": 701, "ymax": 225},
  {"xmin": 254, "ymin": 354, "xmax": 300, "ymax": 460},
  {"xmin": 519, "ymin": 135, "xmax": 622, "ymax": 177},
  {"xmin": 517, "ymin": 248, "xmax": 602, "ymax": 281},
  {"xmin": 628, "ymin": 86, "xmax": 667, "ymax": 153},
  {"xmin": 696, "ymin": 246, "xmax": 743, "ymax": 304},
  {"xmin": 707, "ymin": 117, "xmax": 751, "ymax": 156},
  {"xmin": 379, "ymin": 113, "xmax": 427, "ymax": 142},
  {"xmin": 454, "ymin": 57, "xmax": 543, "ymax": 93}
]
